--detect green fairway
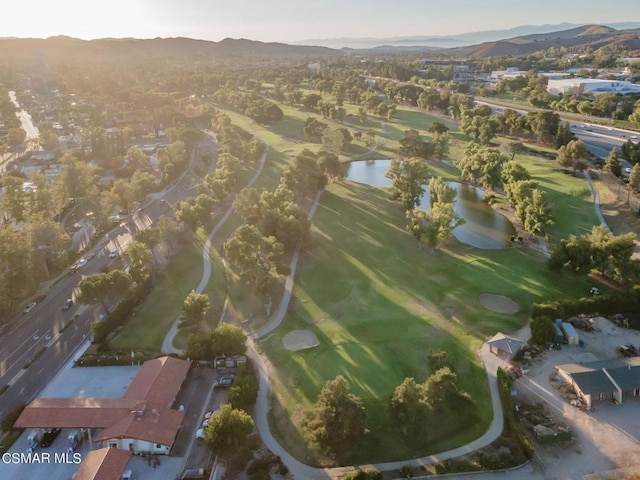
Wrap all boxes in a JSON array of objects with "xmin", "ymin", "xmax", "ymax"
[{"xmin": 260, "ymin": 180, "xmax": 593, "ymax": 465}]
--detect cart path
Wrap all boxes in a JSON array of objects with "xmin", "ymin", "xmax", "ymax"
[{"xmin": 161, "ymin": 147, "xmax": 269, "ymax": 354}]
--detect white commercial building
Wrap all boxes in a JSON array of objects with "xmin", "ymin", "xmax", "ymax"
[{"xmin": 547, "ymin": 78, "xmax": 640, "ymax": 96}]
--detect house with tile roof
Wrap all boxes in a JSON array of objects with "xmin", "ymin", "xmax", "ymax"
[{"xmin": 16, "ymin": 356, "xmax": 190, "ymax": 455}]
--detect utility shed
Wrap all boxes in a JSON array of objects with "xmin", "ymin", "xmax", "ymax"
[{"xmin": 561, "ymin": 323, "xmax": 579, "ymax": 345}]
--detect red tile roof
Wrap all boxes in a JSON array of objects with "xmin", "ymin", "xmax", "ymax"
[
  {"xmin": 95, "ymin": 407, "xmax": 184, "ymax": 446},
  {"xmin": 123, "ymin": 356, "xmax": 191, "ymax": 409},
  {"xmin": 15, "ymin": 398, "xmax": 144, "ymax": 429},
  {"xmin": 73, "ymin": 447, "xmax": 131, "ymax": 480},
  {"xmin": 15, "ymin": 356, "xmax": 191, "ymax": 448}
]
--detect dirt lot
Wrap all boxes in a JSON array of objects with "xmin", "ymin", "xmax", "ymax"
[{"xmin": 511, "ymin": 317, "xmax": 640, "ymax": 478}]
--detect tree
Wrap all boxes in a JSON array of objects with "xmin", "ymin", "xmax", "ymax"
[
  {"xmin": 501, "ymin": 162, "xmax": 531, "ymax": 203},
  {"xmin": 390, "ymin": 377, "xmax": 428, "ymax": 436},
  {"xmin": 224, "ymin": 224, "xmax": 289, "ymax": 294},
  {"xmin": 422, "ymin": 202, "xmax": 464, "ymax": 250},
  {"xmin": 303, "ymin": 375, "xmax": 368, "ymax": 456},
  {"xmin": 429, "ymin": 177, "xmax": 456, "ymax": 204},
  {"xmin": 6, "ymin": 128, "xmax": 26, "ymax": 147},
  {"xmin": 77, "ymin": 270, "xmax": 131, "ymax": 315},
  {"xmin": 629, "ymin": 163, "xmax": 640, "ymax": 196},
  {"xmin": 428, "ymin": 122, "xmax": 450, "ymax": 135},
  {"xmin": 182, "ymin": 290, "xmax": 211, "ymax": 325},
  {"xmin": 186, "ymin": 331, "xmax": 213, "ymax": 360},
  {"xmin": 555, "ymin": 121, "xmax": 576, "ymax": 148},
  {"xmin": 1, "ymin": 176, "xmax": 27, "ymax": 223},
  {"xmin": 125, "ymin": 240, "xmax": 153, "ymax": 285},
  {"xmin": 27, "ymin": 216, "xmax": 70, "ymax": 277},
  {"xmin": 433, "ymin": 132, "xmax": 450, "ymax": 158},
  {"xmin": 422, "ymin": 367, "xmax": 457, "ymax": 408},
  {"xmin": 204, "ymin": 403, "xmax": 254, "ymax": 456},
  {"xmin": 210, "ymin": 323, "xmax": 247, "ymax": 357},
  {"xmin": 604, "ymin": 148, "xmax": 622, "ymax": 177},
  {"xmin": 518, "ymin": 189, "xmax": 554, "ymax": 235},
  {"xmin": 126, "ymin": 146, "xmax": 149, "ymax": 170},
  {"xmin": 503, "ymin": 141, "xmax": 524, "ymax": 161},
  {"xmin": 456, "ymin": 144, "xmax": 507, "ymax": 190},
  {"xmin": 399, "ymin": 129, "xmax": 433, "ymax": 159},
  {"xmin": 530, "ymin": 316, "xmax": 555, "ymax": 345},
  {"xmin": 229, "ymin": 374, "xmax": 259, "ymax": 411},
  {"xmin": 385, "ymin": 158, "xmax": 430, "ymax": 210},
  {"xmin": 557, "ymin": 139, "xmax": 588, "ymax": 173}
]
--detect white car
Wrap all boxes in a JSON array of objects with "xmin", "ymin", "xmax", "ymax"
[
  {"xmin": 23, "ymin": 302, "xmax": 37, "ymax": 314},
  {"xmin": 625, "ymin": 167, "xmax": 632, "ymax": 174},
  {"xmin": 195, "ymin": 428, "xmax": 204, "ymax": 440},
  {"xmin": 108, "ymin": 250, "xmax": 118, "ymax": 258},
  {"xmin": 77, "ymin": 258, "xmax": 88, "ymax": 268}
]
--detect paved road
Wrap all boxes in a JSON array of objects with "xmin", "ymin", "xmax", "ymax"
[
  {"xmin": 0, "ymin": 135, "xmax": 217, "ymax": 421},
  {"xmin": 8, "ymin": 91, "xmax": 39, "ymax": 140}
]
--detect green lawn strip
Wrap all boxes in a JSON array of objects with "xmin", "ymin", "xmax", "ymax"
[
  {"xmin": 110, "ymin": 242, "xmax": 205, "ymax": 351},
  {"xmin": 261, "ymin": 180, "xmax": 591, "ymax": 465}
]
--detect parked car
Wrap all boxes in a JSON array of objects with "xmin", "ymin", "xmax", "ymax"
[
  {"xmin": 195, "ymin": 428, "xmax": 204, "ymax": 440},
  {"xmin": 23, "ymin": 302, "xmax": 37, "ymax": 314},
  {"xmin": 40, "ymin": 428, "xmax": 61, "ymax": 447},
  {"xmin": 213, "ymin": 374, "xmax": 235, "ymax": 389},
  {"xmin": 625, "ymin": 344, "xmax": 638, "ymax": 355},
  {"xmin": 62, "ymin": 299, "xmax": 73, "ymax": 311},
  {"xmin": 589, "ymin": 287, "xmax": 600, "ymax": 295},
  {"xmin": 108, "ymin": 250, "xmax": 118, "ymax": 258},
  {"xmin": 77, "ymin": 258, "xmax": 88, "ymax": 268},
  {"xmin": 617, "ymin": 345, "xmax": 633, "ymax": 357}
]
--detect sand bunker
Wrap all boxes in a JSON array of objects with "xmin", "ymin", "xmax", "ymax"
[
  {"xmin": 479, "ymin": 293, "xmax": 519, "ymax": 314},
  {"xmin": 282, "ymin": 329, "xmax": 319, "ymax": 351}
]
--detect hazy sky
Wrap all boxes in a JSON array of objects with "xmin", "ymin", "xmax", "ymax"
[{"xmin": 2, "ymin": 0, "xmax": 639, "ymax": 42}]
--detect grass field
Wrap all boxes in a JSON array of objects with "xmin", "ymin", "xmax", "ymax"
[
  {"xmin": 260, "ymin": 180, "xmax": 594, "ymax": 465},
  {"xmin": 110, "ymin": 231, "xmax": 227, "ymax": 352}
]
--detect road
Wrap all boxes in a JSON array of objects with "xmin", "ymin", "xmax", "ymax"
[
  {"xmin": 8, "ymin": 91, "xmax": 39, "ymax": 140},
  {"xmin": 474, "ymin": 98, "xmax": 637, "ymax": 169},
  {"xmin": 0, "ymin": 135, "xmax": 217, "ymax": 421}
]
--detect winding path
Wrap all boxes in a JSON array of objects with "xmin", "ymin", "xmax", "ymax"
[{"xmin": 161, "ymin": 147, "xmax": 269, "ymax": 354}]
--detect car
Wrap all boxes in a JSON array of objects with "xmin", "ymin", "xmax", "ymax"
[
  {"xmin": 109, "ymin": 215, "xmax": 120, "ymax": 222},
  {"xmin": 77, "ymin": 258, "xmax": 88, "ymax": 268},
  {"xmin": 62, "ymin": 298, "xmax": 73, "ymax": 311},
  {"xmin": 213, "ymin": 374, "xmax": 235, "ymax": 389},
  {"xmin": 23, "ymin": 302, "xmax": 37, "ymax": 314},
  {"xmin": 625, "ymin": 344, "xmax": 638, "ymax": 355},
  {"xmin": 632, "ymin": 135, "xmax": 638, "ymax": 140},
  {"xmin": 160, "ymin": 199, "xmax": 166, "ymax": 205},
  {"xmin": 625, "ymin": 167, "xmax": 632, "ymax": 174},
  {"xmin": 108, "ymin": 250, "xmax": 118, "ymax": 258},
  {"xmin": 589, "ymin": 287, "xmax": 600, "ymax": 295},
  {"xmin": 202, "ymin": 419, "xmax": 209, "ymax": 428},
  {"xmin": 195, "ymin": 428, "xmax": 204, "ymax": 440},
  {"xmin": 85, "ymin": 252, "xmax": 96, "ymax": 261},
  {"xmin": 40, "ymin": 428, "xmax": 61, "ymax": 447},
  {"xmin": 618, "ymin": 345, "xmax": 633, "ymax": 356}
]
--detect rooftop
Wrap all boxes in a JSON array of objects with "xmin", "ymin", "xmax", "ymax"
[{"xmin": 73, "ymin": 447, "xmax": 131, "ymax": 480}]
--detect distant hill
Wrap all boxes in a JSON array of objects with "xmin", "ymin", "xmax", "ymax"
[
  {"xmin": 291, "ymin": 22, "xmax": 640, "ymax": 49},
  {"xmin": 0, "ymin": 36, "xmax": 339, "ymax": 65},
  {"xmin": 460, "ymin": 24, "xmax": 640, "ymax": 57}
]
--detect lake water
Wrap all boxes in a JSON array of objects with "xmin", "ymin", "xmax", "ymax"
[{"xmin": 346, "ymin": 160, "xmax": 516, "ymax": 249}]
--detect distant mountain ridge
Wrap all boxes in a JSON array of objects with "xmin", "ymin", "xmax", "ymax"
[
  {"xmin": 460, "ymin": 24, "xmax": 640, "ymax": 57},
  {"xmin": 291, "ymin": 22, "xmax": 640, "ymax": 49},
  {"xmin": 0, "ymin": 36, "xmax": 338, "ymax": 65}
]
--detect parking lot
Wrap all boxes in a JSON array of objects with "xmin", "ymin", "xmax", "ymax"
[{"xmin": 511, "ymin": 317, "xmax": 640, "ymax": 478}]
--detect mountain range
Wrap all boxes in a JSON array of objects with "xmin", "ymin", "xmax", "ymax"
[
  {"xmin": 0, "ymin": 23, "xmax": 640, "ymax": 65},
  {"xmin": 291, "ymin": 22, "xmax": 640, "ymax": 49}
]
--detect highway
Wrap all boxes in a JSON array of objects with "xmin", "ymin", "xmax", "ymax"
[{"xmin": 0, "ymin": 136, "xmax": 217, "ymax": 419}]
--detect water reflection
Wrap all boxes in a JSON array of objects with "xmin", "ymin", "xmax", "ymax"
[{"xmin": 346, "ymin": 160, "xmax": 515, "ymax": 249}]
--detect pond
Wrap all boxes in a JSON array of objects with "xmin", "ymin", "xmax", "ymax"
[{"xmin": 346, "ymin": 160, "xmax": 516, "ymax": 249}]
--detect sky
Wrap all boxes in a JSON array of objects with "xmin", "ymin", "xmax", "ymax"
[{"xmin": 2, "ymin": 0, "xmax": 639, "ymax": 43}]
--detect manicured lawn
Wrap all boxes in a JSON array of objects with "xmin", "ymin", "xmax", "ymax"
[{"xmin": 261, "ymin": 181, "xmax": 593, "ymax": 465}]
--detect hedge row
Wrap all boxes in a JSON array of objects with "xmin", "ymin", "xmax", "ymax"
[
  {"xmin": 75, "ymin": 350, "xmax": 166, "ymax": 367},
  {"xmin": 91, "ymin": 277, "xmax": 154, "ymax": 345},
  {"xmin": 531, "ymin": 288, "xmax": 640, "ymax": 320}
]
